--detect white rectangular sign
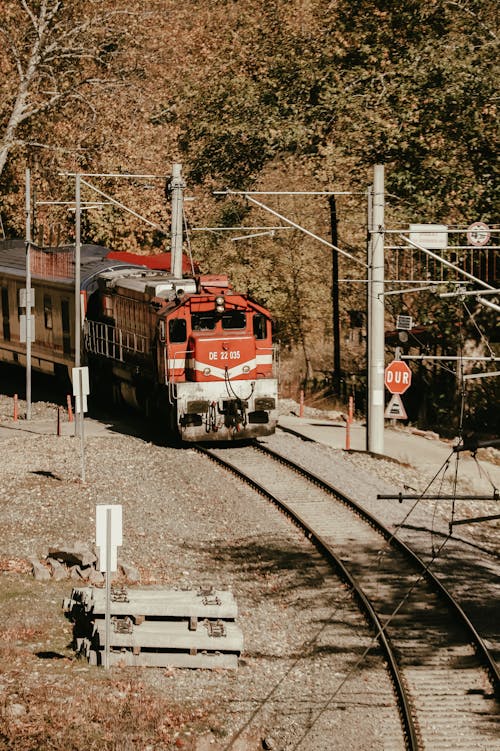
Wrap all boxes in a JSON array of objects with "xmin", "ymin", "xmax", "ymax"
[
  {"xmin": 19, "ymin": 287, "xmax": 35, "ymax": 308},
  {"xmin": 409, "ymin": 224, "xmax": 448, "ymax": 249},
  {"xmin": 72, "ymin": 366, "xmax": 90, "ymax": 413},
  {"xmin": 19, "ymin": 314, "xmax": 35, "ymax": 343},
  {"xmin": 96, "ymin": 504, "xmax": 122, "ymax": 572}
]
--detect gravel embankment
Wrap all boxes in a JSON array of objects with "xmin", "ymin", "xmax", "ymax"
[{"xmin": 1, "ymin": 393, "xmax": 498, "ymax": 750}]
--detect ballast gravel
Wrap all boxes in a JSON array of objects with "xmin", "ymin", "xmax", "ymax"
[{"xmin": 0, "ymin": 394, "xmax": 498, "ymax": 751}]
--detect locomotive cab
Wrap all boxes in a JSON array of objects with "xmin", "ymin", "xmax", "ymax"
[{"xmin": 164, "ymin": 290, "xmax": 278, "ymax": 441}]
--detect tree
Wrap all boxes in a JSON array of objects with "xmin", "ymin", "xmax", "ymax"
[
  {"xmin": 175, "ymin": 0, "xmax": 498, "ymax": 221},
  {"xmin": 0, "ymin": 0, "xmax": 134, "ymax": 180}
]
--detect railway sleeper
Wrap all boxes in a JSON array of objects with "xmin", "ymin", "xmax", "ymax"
[{"xmin": 63, "ymin": 585, "xmax": 243, "ymax": 669}]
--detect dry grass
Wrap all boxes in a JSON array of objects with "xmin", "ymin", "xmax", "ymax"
[
  {"xmin": 0, "ymin": 672, "xmax": 209, "ymax": 750},
  {"xmin": 0, "ymin": 573, "xmax": 211, "ymax": 750}
]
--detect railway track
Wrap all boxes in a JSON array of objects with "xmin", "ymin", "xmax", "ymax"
[{"xmin": 196, "ymin": 440, "xmax": 500, "ymax": 751}]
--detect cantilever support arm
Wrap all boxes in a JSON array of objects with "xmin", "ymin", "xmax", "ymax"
[{"xmin": 377, "ymin": 493, "xmax": 499, "ymax": 502}]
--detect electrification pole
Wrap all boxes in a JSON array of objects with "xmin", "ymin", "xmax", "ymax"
[
  {"xmin": 25, "ymin": 168, "xmax": 32, "ymax": 420},
  {"xmin": 73, "ymin": 174, "xmax": 82, "ymax": 436},
  {"xmin": 75, "ymin": 173, "xmax": 81, "ymax": 369},
  {"xmin": 329, "ymin": 195, "xmax": 341, "ymax": 394},
  {"xmin": 367, "ymin": 165, "xmax": 385, "ymax": 454},
  {"xmin": 169, "ymin": 163, "xmax": 185, "ymax": 278}
]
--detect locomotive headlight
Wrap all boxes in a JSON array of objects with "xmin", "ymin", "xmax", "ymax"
[
  {"xmin": 203, "ymin": 368, "xmax": 211, "ymax": 376},
  {"xmin": 215, "ymin": 295, "xmax": 225, "ymax": 313}
]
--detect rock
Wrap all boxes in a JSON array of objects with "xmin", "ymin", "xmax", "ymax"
[
  {"xmin": 48, "ymin": 543, "xmax": 96, "ymax": 568},
  {"xmin": 7, "ymin": 703, "xmax": 26, "ymax": 718},
  {"xmin": 118, "ymin": 561, "xmax": 140, "ymax": 583},
  {"xmin": 29, "ymin": 557, "xmax": 51, "ymax": 581},
  {"xmin": 46, "ymin": 558, "xmax": 68, "ymax": 581},
  {"xmin": 70, "ymin": 565, "xmax": 83, "ymax": 581},
  {"xmin": 88, "ymin": 568, "xmax": 105, "ymax": 587},
  {"xmin": 262, "ymin": 738, "xmax": 276, "ymax": 750}
]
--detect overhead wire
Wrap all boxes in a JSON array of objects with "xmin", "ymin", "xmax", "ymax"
[{"xmin": 289, "ymin": 529, "xmax": 454, "ymax": 750}]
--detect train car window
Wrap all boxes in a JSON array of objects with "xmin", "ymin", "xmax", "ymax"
[
  {"xmin": 253, "ymin": 313, "xmax": 267, "ymax": 340},
  {"xmin": 191, "ymin": 313, "xmax": 216, "ymax": 331},
  {"xmin": 1, "ymin": 287, "xmax": 10, "ymax": 341},
  {"xmin": 222, "ymin": 311, "xmax": 246, "ymax": 330},
  {"xmin": 43, "ymin": 295, "xmax": 53, "ymax": 329},
  {"xmin": 61, "ymin": 299, "xmax": 71, "ymax": 355},
  {"xmin": 169, "ymin": 318, "xmax": 187, "ymax": 343}
]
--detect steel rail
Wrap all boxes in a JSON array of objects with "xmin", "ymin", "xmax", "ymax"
[
  {"xmin": 195, "ymin": 443, "xmax": 419, "ymax": 751},
  {"xmin": 255, "ymin": 440, "xmax": 500, "ymax": 697}
]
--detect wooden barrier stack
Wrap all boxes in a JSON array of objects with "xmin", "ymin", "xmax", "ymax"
[{"xmin": 63, "ymin": 585, "xmax": 243, "ymax": 669}]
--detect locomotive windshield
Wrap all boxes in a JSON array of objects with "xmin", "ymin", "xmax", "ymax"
[
  {"xmin": 191, "ymin": 311, "xmax": 246, "ymax": 331},
  {"xmin": 221, "ymin": 311, "xmax": 246, "ymax": 329},
  {"xmin": 169, "ymin": 318, "xmax": 187, "ymax": 342},
  {"xmin": 253, "ymin": 314, "xmax": 267, "ymax": 340}
]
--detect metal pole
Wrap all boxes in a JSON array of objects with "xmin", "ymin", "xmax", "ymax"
[
  {"xmin": 365, "ymin": 186, "xmax": 373, "ymax": 451},
  {"xmin": 170, "ymin": 164, "xmax": 184, "ymax": 278},
  {"xmin": 329, "ymin": 195, "xmax": 341, "ymax": 394},
  {"xmin": 368, "ymin": 165, "xmax": 385, "ymax": 454},
  {"xmin": 79, "ymin": 369, "xmax": 85, "ymax": 483},
  {"xmin": 400, "ymin": 235, "xmax": 495, "ymax": 291},
  {"xmin": 476, "ymin": 297, "xmax": 500, "ymax": 314},
  {"xmin": 105, "ymin": 507, "xmax": 111, "ymax": 670},
  {"xmin": 74, "ymin": 175, "xmax": 81, "ymax": 437},
  {"xmin": 25, "ymin": 168, "xmax": 32, "ymax": 421},
  {"xmin": 75, "ymin": 174, "xmax": 81, "ymax": 369}
]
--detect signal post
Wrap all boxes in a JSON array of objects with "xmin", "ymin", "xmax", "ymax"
[{"xmin": 384, "ymin": 359, "xmax": 412, "ymax": 421}]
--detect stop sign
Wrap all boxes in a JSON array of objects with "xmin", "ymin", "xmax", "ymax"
[{"xmin": 384, "ymin": 360, "xmax": 412, "ymax": 394}]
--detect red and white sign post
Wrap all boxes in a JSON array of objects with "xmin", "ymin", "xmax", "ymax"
[
  {"xmin": 384, "ymin": 360, "xmax": 412, "ymax": 420},
  {"xmin": 384, "ymin": 360, "xmax": 412, "ymax": 394}
]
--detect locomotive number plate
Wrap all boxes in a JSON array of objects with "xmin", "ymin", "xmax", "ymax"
[{"xmin": 208, "ymin": 350, "xmax": 240, "ymax": 361}]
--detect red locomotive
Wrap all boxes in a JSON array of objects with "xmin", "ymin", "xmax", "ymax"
[
  {"xmin": 84, "ymin": 261, "xmax": 278, "ymax": 441},
  {"xmin": 0, "ymin": 167, "xmax": 278, "ymax": 441}
]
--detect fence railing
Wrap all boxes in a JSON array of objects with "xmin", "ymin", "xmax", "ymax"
[{"xmin": 84, "ymin": 320, "xmax": 149, "ymax": 361}]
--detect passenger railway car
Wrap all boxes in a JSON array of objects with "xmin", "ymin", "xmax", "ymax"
[{"xmin": 0, "ymin": 217, "xmax": 278, "ymax": 442}]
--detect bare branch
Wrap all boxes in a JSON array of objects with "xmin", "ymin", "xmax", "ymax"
[
  {"xmin": 14, "ymin": 139, "xmax": 86, "ymax": 158},
  {"xmin": 0, "ymin": 1, "xmax": 139, "ymax": 179},
  {"xmin": 445, "ymin": 1, "xmax": 498, "ymax": 41},
  {"xmin": 20, "ymin": 0, "xmax": 41, "ymax": 33}
]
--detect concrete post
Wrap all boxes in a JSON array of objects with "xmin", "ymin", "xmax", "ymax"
[
  {"xmin": 25, "ymin": 168, "xmax": 32, "ymax": 420},
  {"xmin": 74, "ymin": 174, "xmax": 82, "ymax": 436},
  {"xmin": 75, "ymin": 174, "xmax": 81, "ymax": 369},
  {"xmin": 170, "ymin": 164, "xmax": 184, "ymax": 279},
  {"xmin": 368, "ymin": 165, "xmax": 385, "ymax": 454}
]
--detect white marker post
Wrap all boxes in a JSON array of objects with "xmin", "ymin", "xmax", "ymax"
[
  {"xmin": 96, "ymin": 504, "xmax": 123, "ymax": 669},
  {"xmin": 72, "ymin": 366, "xmax": 90, "ymax": 482}
]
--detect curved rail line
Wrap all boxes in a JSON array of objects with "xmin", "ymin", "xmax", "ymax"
[
  {"xmin": 256, "ymin": 440, "xmax": 500, "ymax": 693},
  {"xmin": 196, "ymin": 441, "xmax": 499, "ymax": 751},
  {"xmin": 196, "ymin": 442, "xmax": 419, "ymax": 750}
]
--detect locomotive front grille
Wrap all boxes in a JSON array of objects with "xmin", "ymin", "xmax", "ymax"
[
  {"xmin": 254, "ymin": 397, "xmax": 276, "ymax": 411},
  {"xmin": 186, "ymin": 400, "xmax": 210, "ymax": 414}
]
